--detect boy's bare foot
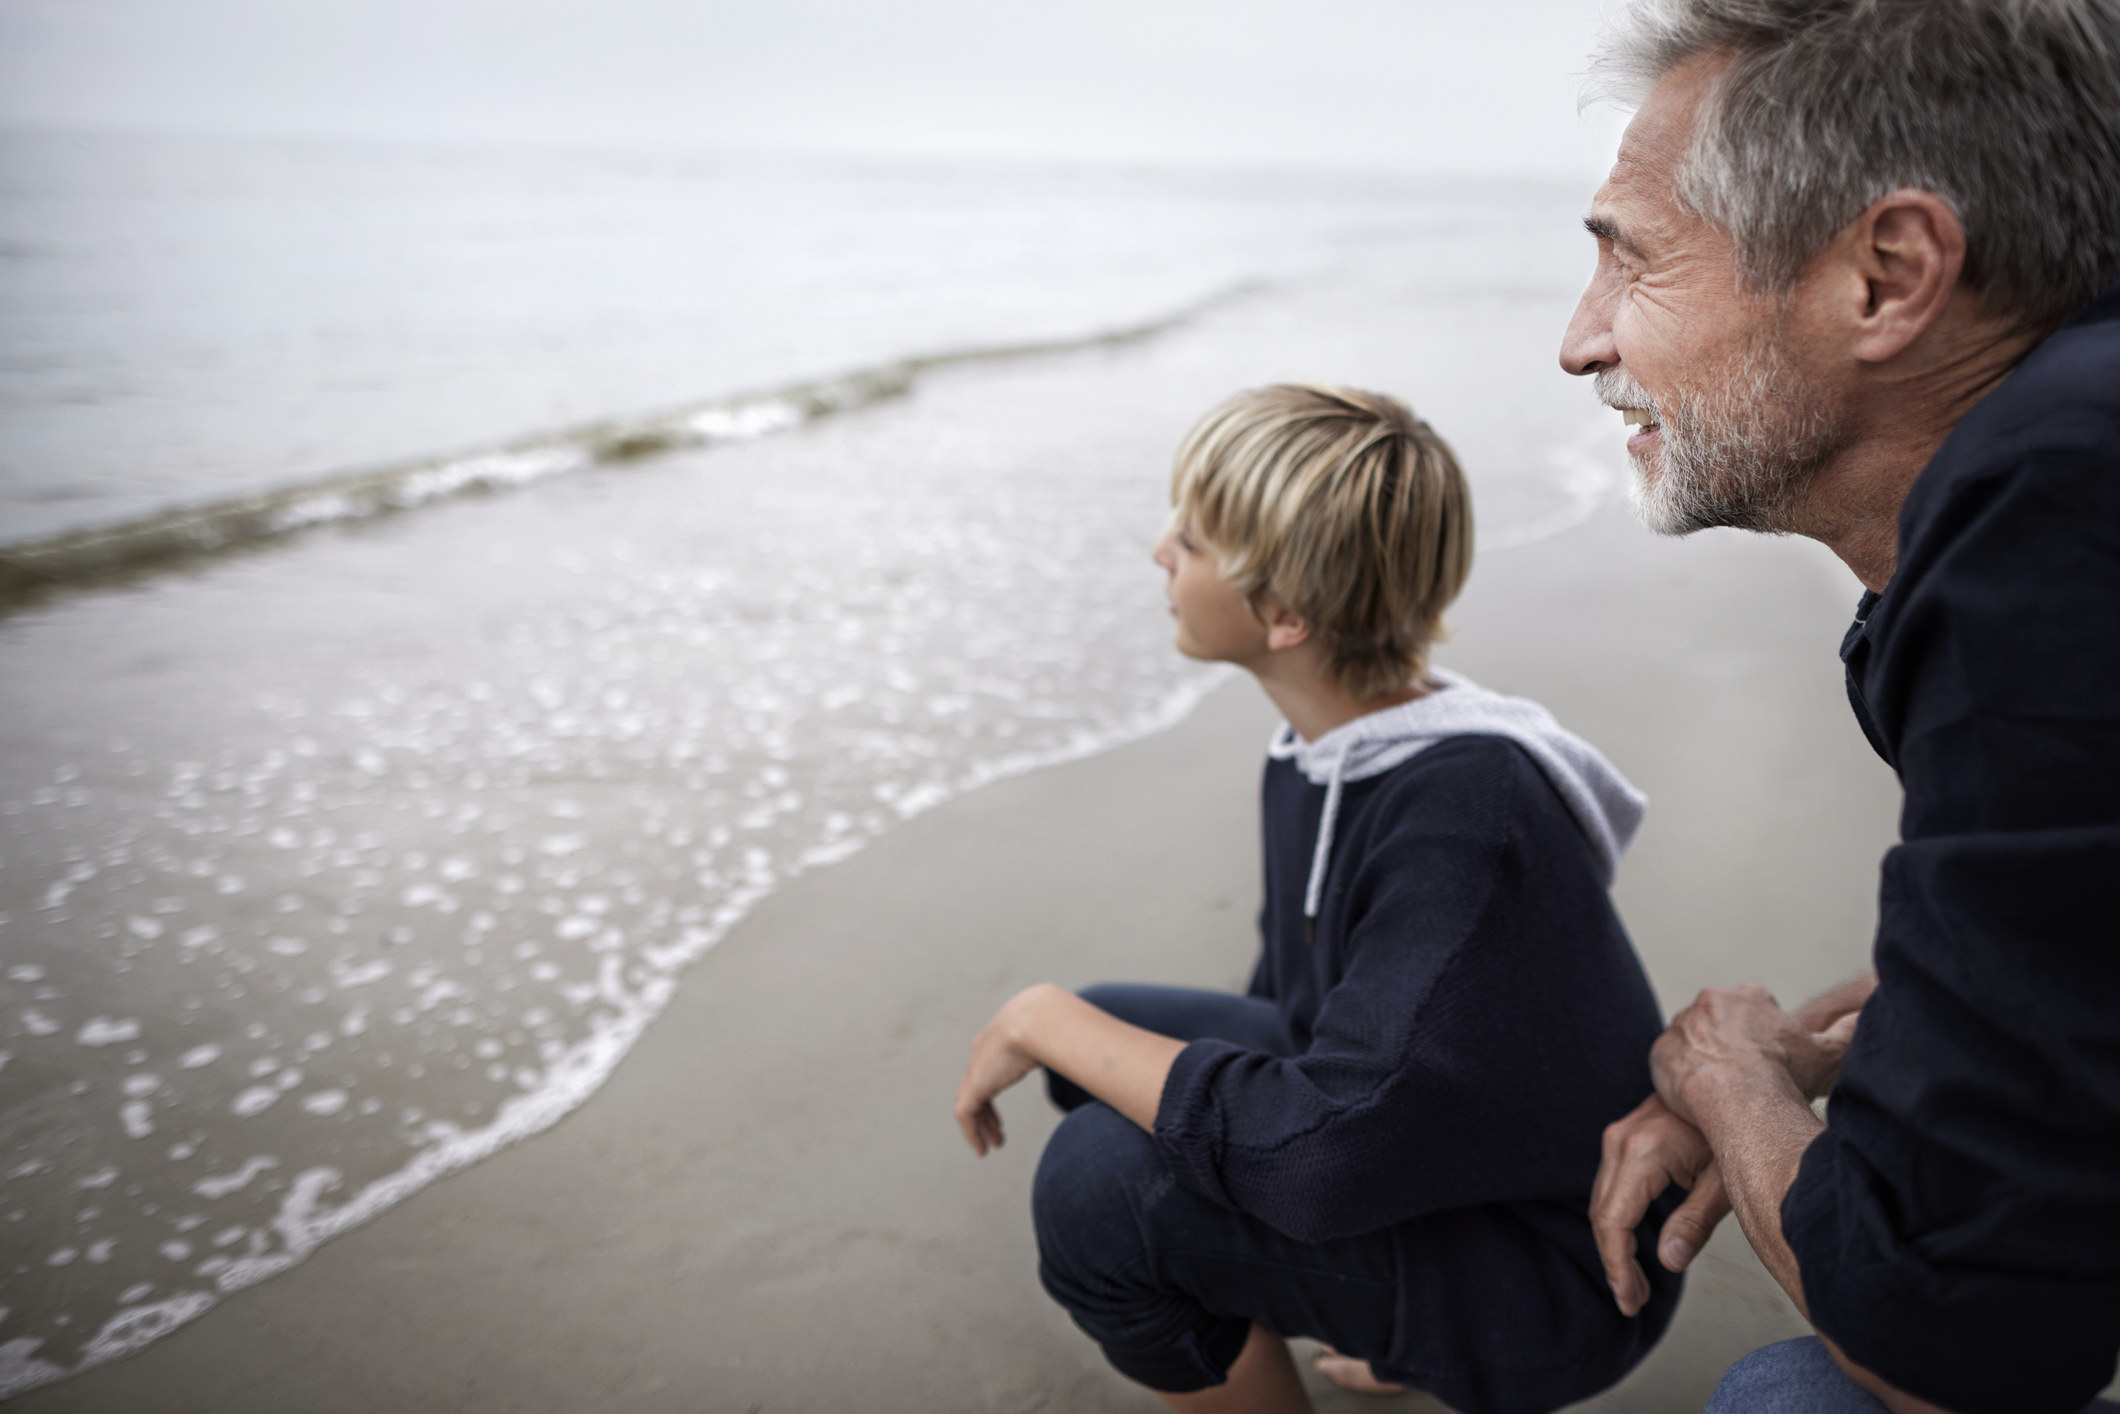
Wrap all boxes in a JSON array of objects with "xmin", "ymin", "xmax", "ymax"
[{"xmin": 1310, "ymin": 1348, "xmax": 1409, "ymax": 1396}]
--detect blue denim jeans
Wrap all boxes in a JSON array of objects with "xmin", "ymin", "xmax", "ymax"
[
  {"xmin": 1033, "ymin": 983, "xmax": 1402, "ymax": 1393},
  {"xmin": 1706, "ymin": 1338, "xmax": 2120, "ymax": 1414}
]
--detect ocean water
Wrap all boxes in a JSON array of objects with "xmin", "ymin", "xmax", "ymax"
[
  {"xmin": 0, "ymin": 129, "xmax": 1619, "ymax": 1394},
  {"xmin": 3, "ymin": 129, "xmax": 1453, "ymax": 547}
]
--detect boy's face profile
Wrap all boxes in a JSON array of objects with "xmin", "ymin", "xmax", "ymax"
[{"xmin": 1152, "ymin": 522, "xmax": 1300, "ymax": 670}]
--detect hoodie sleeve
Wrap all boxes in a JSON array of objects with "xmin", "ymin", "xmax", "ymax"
[{"xmin": 1151, "ymin": 736, "xmax": 1665, "ymax": 1242}]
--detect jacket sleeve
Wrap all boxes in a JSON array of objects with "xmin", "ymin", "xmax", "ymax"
[
  {"xmin": 1782, "ymin": 440, "xmax": 2120, "ymax": 1414},
  {"xmin": 1151, "ymin": 739, "xmax": 1659, "ymax": 1243}
]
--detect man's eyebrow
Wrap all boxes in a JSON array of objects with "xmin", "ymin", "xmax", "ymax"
[{"xmin": 1582, "ymin": 213, "xmax": 1641, "ymax": 256}]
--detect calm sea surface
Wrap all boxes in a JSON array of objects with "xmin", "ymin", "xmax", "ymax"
[{"xmin": 0, "ymin": 129, "xmax": 1619, "ymax": 1393}]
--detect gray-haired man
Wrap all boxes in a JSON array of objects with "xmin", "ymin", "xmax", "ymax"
[{"xmin": 1558, "ymin": 2, "xmax": 2120, "ymax": 1412}]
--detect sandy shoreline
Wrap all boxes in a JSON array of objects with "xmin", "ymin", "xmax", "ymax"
[{"xmin": 11, "ymin": 494, "xmax": 1942, "ymax": 1412}]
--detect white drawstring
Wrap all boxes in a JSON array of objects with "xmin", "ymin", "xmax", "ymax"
[
  {"xmin": 1267, "ymin": 726, "xmax": 1349, "ymax": 922},
  {"xmin": 1305, "ymin": 750, "xmax": 1347, "ymax": 920}
]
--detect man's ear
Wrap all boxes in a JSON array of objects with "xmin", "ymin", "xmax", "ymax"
[
  {"xmin": 1262, "ymin": 600, "xmax": 1311, "ymax": 652},
  {"xmin": 1841, "ymin": 189, "xmax": 1967, "ymax": 364}
]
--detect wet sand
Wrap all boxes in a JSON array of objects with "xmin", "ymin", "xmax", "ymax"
[{"xmin": 14, "ymin": 500, "xmax": 1924, "ymax": 1413}]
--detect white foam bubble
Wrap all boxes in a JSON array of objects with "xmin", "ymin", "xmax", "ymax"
[
  {"xmin": 76, "ymin": 1018, "xmax": 142, "ymax": 1048},
  {"xmin": 0, "ymin": 1339, "xmax": 65, "ymax": 1398},
  {"xmin": 192, "ymin": 1157, "xmax": 278, "ymax": 1199},
  {"xmin": 687, "ymin": 400, "xmax": 803, "ymax": 442},
  {"xmin": 330, "ymin": 959, "xmax": 391, "ymax": 988}
]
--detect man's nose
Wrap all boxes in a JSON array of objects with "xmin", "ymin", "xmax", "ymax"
[{"xmin": 1560, "ymin": 284, "xmax": 1619, "ymax": 378}]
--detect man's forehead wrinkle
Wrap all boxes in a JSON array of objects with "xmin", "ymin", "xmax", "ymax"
[
  {"xmin": 1598, "ymin": 106, "xmax": 1721, "ymax": 266},
  {"xmin": 1590, "ymin": 161, "xmax": 1666, "ymax": 259},
  {"xmin": 1612, "ymin": 121, "xmax": 1686, "ymax": 209}
]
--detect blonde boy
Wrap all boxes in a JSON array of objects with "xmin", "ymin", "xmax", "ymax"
[{"xmin": 954, "ymin": 385, "xmax": 1677, "ymax": 1414}]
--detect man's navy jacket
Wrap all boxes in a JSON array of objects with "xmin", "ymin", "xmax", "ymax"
[{"xmin": 1783, "ymin": 281, "xmax": 2120, "ymax": 1413}]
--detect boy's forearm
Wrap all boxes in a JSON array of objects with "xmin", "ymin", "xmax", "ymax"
[{"xmin": 1005, "ymin": 984, "xmax": 1186, "ymax": 1132}]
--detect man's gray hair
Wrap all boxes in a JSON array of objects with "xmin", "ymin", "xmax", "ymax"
[{"xmin": 1593, "ymin": 0, "xmax": 2120, "ymax": 331}]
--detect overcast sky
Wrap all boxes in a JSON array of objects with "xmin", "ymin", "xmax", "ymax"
[{"xmin": 0, "ymin": 0, "xmax": 1628, "ymax": 178}]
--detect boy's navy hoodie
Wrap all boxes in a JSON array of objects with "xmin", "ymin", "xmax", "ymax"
[{"xmin": 1152, "ymin": 671, "xmax": 1681, "ymax": 1414}]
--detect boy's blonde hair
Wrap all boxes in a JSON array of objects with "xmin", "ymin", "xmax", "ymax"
[{"xmin": 1171, "ymin": 383, "xmax": 1472, "ymax": 699}]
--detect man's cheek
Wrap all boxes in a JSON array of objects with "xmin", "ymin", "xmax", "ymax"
[{"xmin": 1609, "ymin": 297, "xmax": 1671, "ymax": 384}]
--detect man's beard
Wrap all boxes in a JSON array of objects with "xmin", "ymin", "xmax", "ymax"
[{"xmin": 1596, "ymin": 332, "xmax": 1850, "ymax": 537}]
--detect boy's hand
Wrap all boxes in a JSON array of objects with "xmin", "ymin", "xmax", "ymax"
[
  {"xmin": 953, "ymin": 985, "xmax": 1182, "ymax": 1153},
  {"xmin": 1591, "ymin": 1094, "xmax": 1731, "ymax": 1315},
  {"xmin": 954, "ymin": 986, "xmax": 1051, "ymax": 1156}
]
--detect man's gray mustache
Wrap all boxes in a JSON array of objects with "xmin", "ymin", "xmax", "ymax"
[{"xmin": 1594, "ymin": 367, "xmax": 1660, "ymax": 421}]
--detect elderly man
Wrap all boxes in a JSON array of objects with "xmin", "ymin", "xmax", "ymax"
[{"xmin": 1559, "ymin": 2, "xmax": 2120, "ymax": 1413}]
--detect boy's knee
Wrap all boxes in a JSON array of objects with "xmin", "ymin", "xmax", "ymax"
[
  {"xmin": 1031, "ymin": 1104, "xmax": 1165, "ymax": 1277},
  {"xmin": 1075, "ymin": 982, "xmax": 1132, "ymax": 1016},
  {"xmin": 1032, "ymin": 1105, "xmax": 1245, "ymax": 1391}
]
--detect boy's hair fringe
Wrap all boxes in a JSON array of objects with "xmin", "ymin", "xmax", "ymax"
[{"xmin": 1171, "ymin": 384, "xmax": 1473, "ymax": 700}]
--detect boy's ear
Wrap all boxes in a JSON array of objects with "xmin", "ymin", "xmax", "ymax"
[{"xmin": 1261, "ymin": 600, "xmax": 1311, "ymax": 652}]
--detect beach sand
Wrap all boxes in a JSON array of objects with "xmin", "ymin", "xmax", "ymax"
[{"xmin": 15, "ymin": 499, "xmax": 1921, "ymax": 1413}]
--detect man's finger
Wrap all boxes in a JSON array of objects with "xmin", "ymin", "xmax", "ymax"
[{"xmin": 1657, "ymin": 1163, "xmax": 1730, "ymax": 1272}]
